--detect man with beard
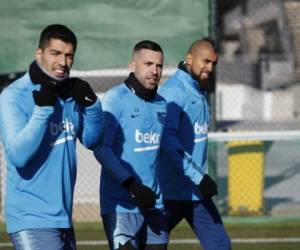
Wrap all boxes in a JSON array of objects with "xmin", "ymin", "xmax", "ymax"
[
  {"xmin": 94, "ymin": 40, "xmax": 168, "ymax": 250},
  {"xmin": 0, "ymin": 24, "xmax": 103, "ymax": 249},
  {"xmin": 158, "ymin": 38, "xmax": 231, "ymax": 250}
]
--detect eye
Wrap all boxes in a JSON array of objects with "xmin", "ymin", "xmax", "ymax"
[
  {"xmin": 51, "ymin": 51, "xmax": 60, "ymax": 56},
  {"xmin": 66, "ymin": 54, "xmax": 74, "ymax": 60}
]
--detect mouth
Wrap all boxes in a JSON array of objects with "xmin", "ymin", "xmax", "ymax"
[
  {"xmin": 147, "ymin": 77, "xmax": 159, "ymax": 84},
  {"xmin": 54, "ymin": 68, "xmax": 69, "ymax": 78},
  {"xmin": 201, "ymin": 72, "xmax": 210, "ymax": 80}
]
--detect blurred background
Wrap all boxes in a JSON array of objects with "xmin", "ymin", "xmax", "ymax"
[{"xmin": 0, "ymin": 0, "xmax": 300, "ymax": 224}]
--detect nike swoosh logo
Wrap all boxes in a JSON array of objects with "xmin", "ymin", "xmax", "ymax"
[
  {"xmin": 131, "ymin": 114, "xmax": 140, "ymax": 118},
  {"xmin": 84, "ymin": 96, "xmax": 93, "ymax": 102},
  {"xmin": 192, "ymin": 100, "xmax": 197, "ymax": 104}
]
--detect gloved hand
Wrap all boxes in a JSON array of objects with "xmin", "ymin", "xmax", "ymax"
[
  {"xmin": 122, "ymin": 176, "xmax": 157, "ymax": 209},
  {"xmin": 198, "ymin": 174, "xmax": 218, "ymax": 199},
  {"xmin": 67, "ymin": 77, "xmax": 97, "ymax": 107},
  {"xmin": 32, "ymin": 83, "xmax": 56, "ymax": 107}
]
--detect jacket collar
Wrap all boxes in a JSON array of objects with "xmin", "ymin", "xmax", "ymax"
[
  {"xmin": 176, "ymin": 61, "xmax": 206, "ymax": 95},
  {"xmin": 124, "ymin": 72, "xmax": 157, "ymax": 101}
]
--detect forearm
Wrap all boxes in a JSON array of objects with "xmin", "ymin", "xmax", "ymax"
[
  {"xmin": 181, "ymin": 151, "xmax": 206, "ymax": 185},
  {"xmin": 3, "ymin": 106, "xmax": 53, "ymax": 167},
  {"xmin": 94, "ymin": 144, "xmax": 131, "ymax": 184},
  {"xmin": 161, "ymin": 132, "xmax": 205, "ymax": 185}
]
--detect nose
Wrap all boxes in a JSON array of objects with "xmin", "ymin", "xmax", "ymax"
[
  {"xmin": 207, "ymin": 62, "xmax": 213, "ymax": 72},
  {"xmin": 152, "ymin": 65, "xmax": 162, "ymax": 76},
  {"xmin": 150, "ymin": 65, "xmax": 157, "ymax": 75},
  {"xmin": 58, "ymin": 55, "xmax": 67, "ymax": 67}
]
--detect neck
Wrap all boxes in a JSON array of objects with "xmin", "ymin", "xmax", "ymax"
[
  {"xmin": 178, "ymin": 61, "xmax": 207, "ymax": 91},
  {"xmin": 36, "ymin": 62, "xmax": 69, "ymax": 82},
  {"xmin": 29, "ymin": 60, "xmax": 71, "ymax": 95},
  {"xmin": 124, "ymin": 73, "xmax": 157, "ymax": 101}
]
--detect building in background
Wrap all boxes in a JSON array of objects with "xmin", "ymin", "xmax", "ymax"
[{"xmin": 216, "ymin": 0, "xmax": 300, "ymax": 129}]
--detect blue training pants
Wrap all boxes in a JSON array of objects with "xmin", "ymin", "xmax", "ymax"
[{"xmin": 164, "ymin": 199, "xmax": 231, "ymax": 250}]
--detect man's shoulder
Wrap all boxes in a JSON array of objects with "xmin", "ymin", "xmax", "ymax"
[
  {"xmin": 105, "ymin": 83, "xmax": 128, "ymax": 97},
  {"xmin": 162, "ymin": 70, "xmax": 189, "ymax": 89},
  {"xmin": 1, "ymin": 73, "xmax": 31, "ymax": 99},
  {"xmin": 159, "ymin": 71, "xmax": 188, "ymax": 97},
  {"xmin": 102, "ymin": 83, "xmax": 130, "ymax": 108}
]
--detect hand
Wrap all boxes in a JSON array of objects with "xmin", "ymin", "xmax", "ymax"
[
  {"xmin": 68, "ymin": 78, "xmax": 97, "ymax": 107},
  {"xmin": 198, "ymin": 174, "xmax": 218, "ymax": 199},
  {"xmin": 32, "ymin": 83, "xmax": 55, "ymax": 107},
  {"xmin": 122, "ymin": 176, "xmax": 157, "ymax": 209}
]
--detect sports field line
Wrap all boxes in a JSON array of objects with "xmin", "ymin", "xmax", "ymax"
[{"xmin": 1, "ymin": 237, "xmax": 300, "ymax": 247}]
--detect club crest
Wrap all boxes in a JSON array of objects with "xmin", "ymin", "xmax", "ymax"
[{"xmin": 157, "ymin": 112, "xmax": 166, "ymax": 124}]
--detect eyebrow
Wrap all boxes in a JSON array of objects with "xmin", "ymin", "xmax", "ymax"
[
  {"xmin": 203, "ymin": 58, "xmax": 217, "ymax": 64},
  {"xmin": 49, "ymin": 49, "xmax": 74, "ymax": 56},
  {"xmin": 144, "ymin": 59, "xmax": 163, "ymax": 66}
]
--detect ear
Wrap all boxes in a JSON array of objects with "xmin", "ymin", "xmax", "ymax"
[
  {"xmin": 186, "ymin": 54, "xmax": 193, "ymax": 66},
  {"xmin": 128, "ymin": 60, "xmax": 136, "ymax": 72},
  {"xmin": 35, "ymin": 48, "xmax": 42, "ymax": 64}
]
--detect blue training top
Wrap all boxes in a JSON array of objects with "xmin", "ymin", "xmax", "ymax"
[
  {"xmin": 94, "ymin": 83, "xmax": 166, "ymax": 214},
  {"xmin": 0, "ymin": 73, "xmax": 103, "ymax": 233},
  {"xmin": 158, "ymin": 68, "xmax": 210, "ymax": 201}
]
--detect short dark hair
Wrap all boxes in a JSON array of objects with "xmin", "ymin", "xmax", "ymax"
[
  {"xmin": 133, "ymin": 40, "xmax": 163, "ymax": 54},
  {"xmin": 38, "ymin": 24, "xmax": 77, "ymax": 51}
]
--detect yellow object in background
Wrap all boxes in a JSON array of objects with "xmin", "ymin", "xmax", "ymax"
[{"xmin": 227, "ymin": 141, "xmax": 264, "ymax": 215}]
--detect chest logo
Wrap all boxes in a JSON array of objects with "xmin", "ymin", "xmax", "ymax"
[
  {"xmin": 157, "ymin": 112, "xmax": 166, "ymax": 124},
  {"xmin": 135, "ymin": 129, "xmax": 160, "ymax": 144}
]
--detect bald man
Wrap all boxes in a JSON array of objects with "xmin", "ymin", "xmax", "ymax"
[{"xmin": 158, "ymin": 38, "xmax": 231, "ymax": 249}]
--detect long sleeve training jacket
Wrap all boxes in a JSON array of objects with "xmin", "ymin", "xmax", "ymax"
[
  {"xmin": 158, "ymin": 67, "xmax": 210, "ymax": 201},
  {"xmin": 0, "ymin": 73, "xmax": 103, "ymax": 233},
  {"xmin": 94, "ymin": 83, "xmax": 166, "ymax": 214}
]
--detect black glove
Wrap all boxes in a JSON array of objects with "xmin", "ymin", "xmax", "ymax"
[
  {"xmin": 32, "ymin": 83, "xmax": 56, "ymax": 107},
  {"xmin": 198, "ymin": 174, "xmax": 218, "ymax": 199},
  {"xmin": 122, "ymin": 176, "xmax": 157, "ymax": 209},
  {"xmin": 67, "ymin": 78, "xmax": 97, "ymax": 107}
]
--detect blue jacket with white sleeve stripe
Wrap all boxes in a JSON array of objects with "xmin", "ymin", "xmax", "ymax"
[{"xmin": 158, "ymin": 65, "xmax": 210, "ymax": 201}]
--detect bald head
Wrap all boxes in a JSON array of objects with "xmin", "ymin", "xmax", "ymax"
[
  {"xmin": 185, "ymin": 38, "xmax": 218, "ymax": 90},
  {"xmin": 187, "ymin": 39, "xmax": 216, "ymax": 57}
]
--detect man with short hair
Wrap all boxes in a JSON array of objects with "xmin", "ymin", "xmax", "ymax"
[
  {"xmin": 0, "ymin": 24, "xmax": 103, "ymax": 249},
  {"xmin": 158, "ymin": 38, "xmax": 231, "ymax": 250},
  {"xmin": 94, "ymin": 40, "xmax": 168, "ymax": 250}
]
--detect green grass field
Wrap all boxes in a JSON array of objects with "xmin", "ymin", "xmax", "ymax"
[{"xmin": 1, "ymin": 217, "xmax": 300, "ymax": 250}]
